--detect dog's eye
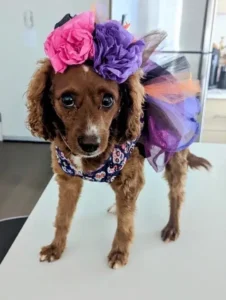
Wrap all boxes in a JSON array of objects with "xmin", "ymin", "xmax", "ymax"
[
  {"xmin": 61, "ymin": 93, "xmax": 75, "ymax": 108},
  {"xmin": 102, "ymin": 94, "xmax": 114, "ymax": 108}
]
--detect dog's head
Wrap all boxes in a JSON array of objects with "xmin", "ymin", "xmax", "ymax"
[{"xmin": 27, "ymin": 59, "xmax": 144, "ymax": 157}]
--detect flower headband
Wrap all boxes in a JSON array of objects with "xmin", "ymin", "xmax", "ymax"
[{"xmin": 44, "ymin": 11, "xmax": 145, "ymax": 84}]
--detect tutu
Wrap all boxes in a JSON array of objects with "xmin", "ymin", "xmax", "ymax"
[{"xmin": 140, "ymin": 57, "xmax": 200, "ymax": 171}]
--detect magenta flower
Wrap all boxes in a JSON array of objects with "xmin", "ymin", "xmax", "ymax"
[{"xmin": 44, "ymin": 11, "xmax": 95, "ymax": 73}]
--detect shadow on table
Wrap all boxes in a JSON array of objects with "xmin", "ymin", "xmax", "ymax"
[{"xmin": 0, "ymin": 217, "xmax": 27, "ymax": 263}]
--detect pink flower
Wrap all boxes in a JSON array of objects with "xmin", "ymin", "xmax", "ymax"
[{"xmin": 44, "ymin": 11, "xmax": 95, "ymax": 73}]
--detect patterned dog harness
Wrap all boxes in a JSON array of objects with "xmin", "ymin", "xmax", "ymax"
[{"xmin": 55, "ymin": 140, "xmax": 137, "ymax": 183}]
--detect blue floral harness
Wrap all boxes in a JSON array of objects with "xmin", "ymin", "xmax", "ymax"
[{"xmin": 55, "ymin": 140, "xmax": 137, "ymax": 183}]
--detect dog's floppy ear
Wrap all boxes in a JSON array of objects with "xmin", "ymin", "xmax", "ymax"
[
  {"xmin": 115, "ymin": 71, "xmax": 144, "ymax": 143},
  {"xmin": 27, "ymin": 59, "xmax": 64, "ymax": 140}
]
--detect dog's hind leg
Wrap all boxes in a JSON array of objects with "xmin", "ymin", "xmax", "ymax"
[{"xmin": 161, "ymin": 150, "xmax": 188, "ymax": 242}]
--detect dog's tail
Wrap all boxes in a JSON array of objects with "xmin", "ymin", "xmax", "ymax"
[{"xmin": 187, "ymin": 151, "xmax": 212, "ymax": 171}]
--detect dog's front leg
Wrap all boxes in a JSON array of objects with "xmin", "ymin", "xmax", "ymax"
[
  {"xmin": 40, "ymin": 174, "xmax": 83, "ymax": 262},
  {"xmin": 108, "ymin": 149, "xmax": 144, "ymax": 269}
]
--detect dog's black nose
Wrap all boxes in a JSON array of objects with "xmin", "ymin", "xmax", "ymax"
[{"xmin": 78, "ymin": 135, "xmax": 100, "ymax": 153}]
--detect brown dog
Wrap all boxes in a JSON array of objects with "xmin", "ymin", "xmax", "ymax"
[{"xmin": 27, "ymin": 59, "xmax": 211, "ymax": 269}]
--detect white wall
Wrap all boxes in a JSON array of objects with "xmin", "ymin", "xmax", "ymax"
[
  {"xmin": 112, "ymin": 0, "xmax": 207, "ymax": 51},
  {"xmin": 111, "ymin": 0, "xmax": 140, "ymax": 36},
  {"xmin": 0, "ymin": 0, "xmax": 109, "ymax": 140},
  {"xmin": 212, "ymin": 14, "xmax": 226, "ymax": 45},
  {"xmin": 212, "ymin": 0, "xmax": 226, "ymax": 46},
  {"xmin": 111, "ymin": 0, "xmax": 209, "ymax": 80}
]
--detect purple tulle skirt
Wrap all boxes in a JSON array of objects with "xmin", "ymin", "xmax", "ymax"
[{"xmin": 141, "ymin": 57, "xmax": 200, "ymax": 172}]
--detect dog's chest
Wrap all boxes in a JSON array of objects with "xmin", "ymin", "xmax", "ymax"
[{"xmin": 70, "ymin": 155, "xmax": 83, "ymax": 172}]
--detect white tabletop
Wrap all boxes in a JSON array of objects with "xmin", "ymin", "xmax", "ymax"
[
  {"xmin": 207, "ymin": 88, "xmax": 226, "ymax": 99},
  {"xmin": 0, "ymin": 143, "xmax": 226, "ymax": 300}
]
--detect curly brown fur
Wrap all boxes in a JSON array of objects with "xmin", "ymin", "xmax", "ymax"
[
  {"xmin": 27, "ymin": 59, "xmax": 65, "ymax": 140},
  {"xmin": 187, "ymin": 151, "xmax": 212, "ymax": 170},
  {"xmin": 162, "ymin": 150, "xmax": 189, "ymax": 242},
  {"xmin": 27, "ymin": 59, "xmax": 51, "ymax": 138},
  {"xmin": 27, "ymin": 59, "xmax": 211, "ymax": 268},
  {"xmin": 109, "ymin": 148, "xmax": 145, "ymax": 268},
  {"xmin": 40, "ymin": 173, "xmax": 83, "ymax": 262},
  {"xmin": 162, "ymin": 149, "xmax": 211, "ymax": 242}
]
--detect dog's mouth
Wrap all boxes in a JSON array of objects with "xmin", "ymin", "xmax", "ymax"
[
  {"xmin": 76, "ymin": 138, "xmax": 102, "ymax": 158},
  {"xmin": 79, "ymin": 149, "xmax": 102, "ymax": 158},
  {"xmin": 68, "ymin": 144, "xmax": 102, "ymax": 158},
  {"xmin": 59, "ymin": 131, "xmax": 109, "ymax": 158},
  {"xmin": 70, "ymin": 142, "xmax": 105, "ymax": 159},
  {"xmin": 75, "ymin": 133, "xmax": 111, "ymax": 158}
]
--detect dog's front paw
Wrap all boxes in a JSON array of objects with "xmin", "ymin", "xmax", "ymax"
[
  {"xmin": 108, "ymin": 249, "xmax": 129, "ymax": 269},
  {"xmin": 39, "ymin": 244, "xmax": 63, "ymax": 262},
  {"xmin": 161, "ymin": 223, "xmax": 180, "ymax": 242}
]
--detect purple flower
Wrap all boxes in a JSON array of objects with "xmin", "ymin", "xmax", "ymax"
[{"xmin": 93, "ymin": 21, "xmax": 145, "ymax": 83}]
